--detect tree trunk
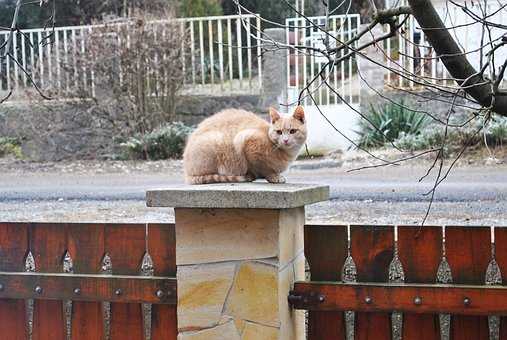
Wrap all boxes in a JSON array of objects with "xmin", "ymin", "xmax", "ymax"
[{"xmin": 407, "ymin": 0, "xmax": 507, "ymax": 116}]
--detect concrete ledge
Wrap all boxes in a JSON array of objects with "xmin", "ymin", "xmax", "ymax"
[{"xmin": 146, "ymin": 183, "xmax": 329, "ymax": 209}]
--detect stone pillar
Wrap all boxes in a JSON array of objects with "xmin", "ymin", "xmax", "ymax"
[
  {"xmin": 147, "ymin": 183, "xmax": 329, "ymax": 340},
  {"xmin": 357, "ymin": 24, "xmax": 388, "ymax": 112},
  {"xmin": 260, "ymin": 28, "xmax": 288, "ymax": 114}
]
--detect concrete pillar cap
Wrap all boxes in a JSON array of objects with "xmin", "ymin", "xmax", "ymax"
[{"xmin": 146, "ymin": 183, "xmax": 329, "ymax": 209}]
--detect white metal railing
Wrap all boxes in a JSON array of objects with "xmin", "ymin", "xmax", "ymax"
[
  {"xmin": 0, "ymin": 14, "xmax": 262, "ymax": 96},
  {"xmin": 286, "ymin": 14, "xmax": 361, "ymax": 107},
  {"xmin": 385, "ymin": 2, "xmax": 507, "ymax": 90}
]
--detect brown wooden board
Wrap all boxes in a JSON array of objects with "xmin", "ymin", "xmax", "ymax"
[
  {"xmin": 397, "ymin": 226, "xmax": 442, "ymax": 340},
  {"xmin": 0, "ymin": 272, "xmax": 176, "ymax": 303},
  {"xmin": 445, "ymin": 226, "xmax": 491, "ymax": 340},
  {"xmin": 68, "ymin": 223, "xmax": 105, "ymax": 340},
  {"xmin": 30, "ymin": 223, "xmax": 67, "ymax": 340},
  {"xmin": 106, "ymin": 224, "xmax": 145, "ymax": 340},
  {"xmin": 492, "ymin": 227, "xmax": 507, "ymax": 339},
  {"xmin": 0, "ymin": 223, "xmax": 28, "ymax": 339},
  {"xmin": 292, "ymin": 282, "xmax": 507, "ymax": 315},
  {"xmin": 305, "ymin": 224, "xmax": 348, "ymax": 340},
  {"xmin": 351, "ymin": 225, "xmax": 394, "ymax": 340},
  {"xmin": 148, "ymin": 223, "xmax": 177, "ymax": 340}
]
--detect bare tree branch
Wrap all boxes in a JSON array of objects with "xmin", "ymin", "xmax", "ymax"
[{"xmin": 407, "ymin": 0, "xmax": 507, "ymax": 116}]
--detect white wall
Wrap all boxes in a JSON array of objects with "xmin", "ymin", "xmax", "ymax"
[{"xmin": 290, "ymin": 104, "xmax": 361, "ymax": 155}]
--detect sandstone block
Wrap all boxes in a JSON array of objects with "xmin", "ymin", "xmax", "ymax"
[
  {"xmin": 178, "ymin": 262, "xmax": 236, "ymax": 331},
  {"xmin": 241, "ymin": 322, "xmax": 278, "ymax": 340},
  {"xmin": 178, "ymin": 320, "xmax": 240, "ymax": 340},
  {"xmin": 175, "ymin": 208, "xmax": 279, "ymax": 265},
  {"xmin": 224, "ymin": 261, "xmax": 279, "ymax": 327}
]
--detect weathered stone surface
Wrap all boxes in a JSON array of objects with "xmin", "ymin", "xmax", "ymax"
[
  {"xmin": 178, "ymin": 320, "xmax": 240, "ymax": 340},
  {"xmin": 241, "ymin": 322, "xmax": 278, "ymax": 340},
  {"xmin": 259, "ymin": 28, "xmax": 288, "ymax": 112},
  {"xmin": 175, "ymin": 94, "xmax": 262, "ymax": 126},
  {"xmin": 279, "ymin": 259, "xmax": 306, "ymax": 340},
  {"xmin": 224, "ymin": 261, "xmax": 279, "ymax": 327},
  {"xmin": 279, "ymin": 207, "xmax": 305, "ymax": 267},
  {"xmin": 0, "ymin": 95, "xmax": 261, "ymax": 161},
  {"xmin": 146, "ymin": 183, "xmax": 330, "ymax": 209},
  {"xmin": 175, "ymin": 209, "xmax": 279, "ymax": 265},
  {"xmin": 178, "ymin": 262, "xmax": 236, "ymax": 331}
]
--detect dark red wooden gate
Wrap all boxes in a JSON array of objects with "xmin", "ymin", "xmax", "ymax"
[
  {"xmin": 291, "ymin": 224, "xmax": 507, "ymax": 340},
  {"xmin": 0, "ymin": 222, "xmax": 177, "ymax": 340}
]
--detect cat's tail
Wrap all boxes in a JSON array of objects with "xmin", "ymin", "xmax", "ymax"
[{"xmin": 186, "ymin": 174, "xmax": 253, "ymax": 185}]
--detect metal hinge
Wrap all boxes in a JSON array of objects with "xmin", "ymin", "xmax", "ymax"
[{"xmin": 288, "ymin": 290, "xmax": 325, "ymax": 308}]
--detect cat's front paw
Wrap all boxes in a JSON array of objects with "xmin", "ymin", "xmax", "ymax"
[{"xmin": 266, "ymin": 175, "xmax": 286, "ymax": 184}]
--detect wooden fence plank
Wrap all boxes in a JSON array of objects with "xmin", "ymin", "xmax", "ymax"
[
  {"xmin": 0, "ymin": 272, "xmax": 175, "ymax": 303},
  {"xmin": 351, "ymin": 225, "xmax": 394, "ymax": 340},
  {"xmin": 0, "ymin": 223, "xmax": 28, "ymax": 340},
  {"xmin": 492, "ymin": 228, "xmax": 507, "ymax": 339},
  {"xmin": 445, "ymin": 226, "xmax": 491, "ymax": 340},
  {"xmin": 68, "ymin": 223, "xmax": 105, "ymax": 340},
  {"xmin": 305, "ymin": 225, "xmax": 348, "ymax": 340},
  {"xmin": 398, "ymin": 226, "xmax": 442, "ymax": 340},
  {"xmin": 106, "ymin": 224, "xmax": 145, "ymax": 340},
  {"xmin": 148, "ymin": 223, "xmax": 177, "ymax": 340},
  {"xmin": 31, "ymin": 223, "xmax": 66, "ymax": 340},
  {"xmin": 291, "ymin": 281, "xmax": 507, "ymax": 315}
]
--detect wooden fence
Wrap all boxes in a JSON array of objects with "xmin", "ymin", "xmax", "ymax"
[
  {"xmin": 291, "ymin": 224, "xmax": 507, "ymax": 340},
  {"xmin": 0, "ymin": 222, "xmax": 176, "ymax": 340},
  {"xmin": 3, "ymin": 222, "xmax": 507, "ymax": 339}
]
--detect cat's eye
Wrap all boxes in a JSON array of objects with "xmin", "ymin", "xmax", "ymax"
[
  {"xmin": 289, "ymin": 129, "xmax": 297, "ymax": 134},
  {"xmin": 276, "ymin": 130, "xmax": 282, "ymax": 135}
]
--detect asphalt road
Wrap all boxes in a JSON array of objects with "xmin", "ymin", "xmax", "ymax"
[{"xmin": 1, "ymin": 161, "xmax": 506, "ymax": 225}]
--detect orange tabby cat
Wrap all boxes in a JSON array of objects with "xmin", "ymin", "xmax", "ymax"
[{"xmin": 183, "ymin": 106, "xmax": 307, "ymax": 184}]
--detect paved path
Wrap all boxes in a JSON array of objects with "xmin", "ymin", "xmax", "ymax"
[{"xmin": 1, "ymin": 161, "xmax": 506, "ymax": 225}]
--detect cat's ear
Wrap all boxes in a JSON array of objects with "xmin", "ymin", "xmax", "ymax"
[
  {"xmin": 269, "ymin": 107, "xmax": 281, "ymax": 123},
  {"xmin": 293, "ymin": 106, "xmax": 305, "ymax": 123}
]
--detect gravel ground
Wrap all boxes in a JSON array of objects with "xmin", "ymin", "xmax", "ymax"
[
  {"xmin": 1, "ymin": 149, "xmax": 506, "ymax": 225},
  {"xmin": 1, "ymin": 152, "xmax": 503, "ymax": 340}
]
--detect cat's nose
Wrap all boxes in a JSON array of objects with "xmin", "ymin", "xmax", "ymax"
[{"xmin": 283, "ymin": 139, "xmax": 289, "ymax": 145}]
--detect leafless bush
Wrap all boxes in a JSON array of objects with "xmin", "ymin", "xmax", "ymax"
[{"xmin": 32, "ymin": 12, "xmax": 189, "ymax": 138}]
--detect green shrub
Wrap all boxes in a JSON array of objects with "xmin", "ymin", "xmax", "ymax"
[
  {"xmin": 0, "ymin": 137, "xmax": 23, "ymax": 158},
  {"xmin": 121, "ymin": 122, "xmax": 193, "ymax": 160},
  {"xmin": 357, "ymin": 101, "xmax": 431, "ymax": 148},
  {"xmin": 394, "ymin": 115, "xmax": 507, "ymax": 152},
  {"xmin": 487, "ymin": 116, "xmax": 507, "ymax": 146}
]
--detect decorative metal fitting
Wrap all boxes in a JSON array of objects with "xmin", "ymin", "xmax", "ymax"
[
  {"xmin": 0, "ymin": 283, "xmax": 4, "ymax": 292},
  {"xmin": 414, "ymin": 296, "xmax": 422, "ymax": 305},
  {"xmin": 34, "ymin": 286, "xmax": 43, "ymax": 294},
  {"xmin": 115, "ymin": 289, "xmax": 123, "ymax": 296},
  {"xmin": 365, "ymin": 296, "xmax": 373, "ymax": 304},
  {"xmin": 287, "ymin": 290, "xmax": 325, "ymax": 307},
  {"xmin": 156, "ymin": 290, "xmax": 165, "ymax": 299},
  {"xmin": 74, "ymin": 288, "xmax": 81, "ymax": 295},
  {"xmin": 463, "ymin": 297, "xmax": 471, "ymax": 306}
]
